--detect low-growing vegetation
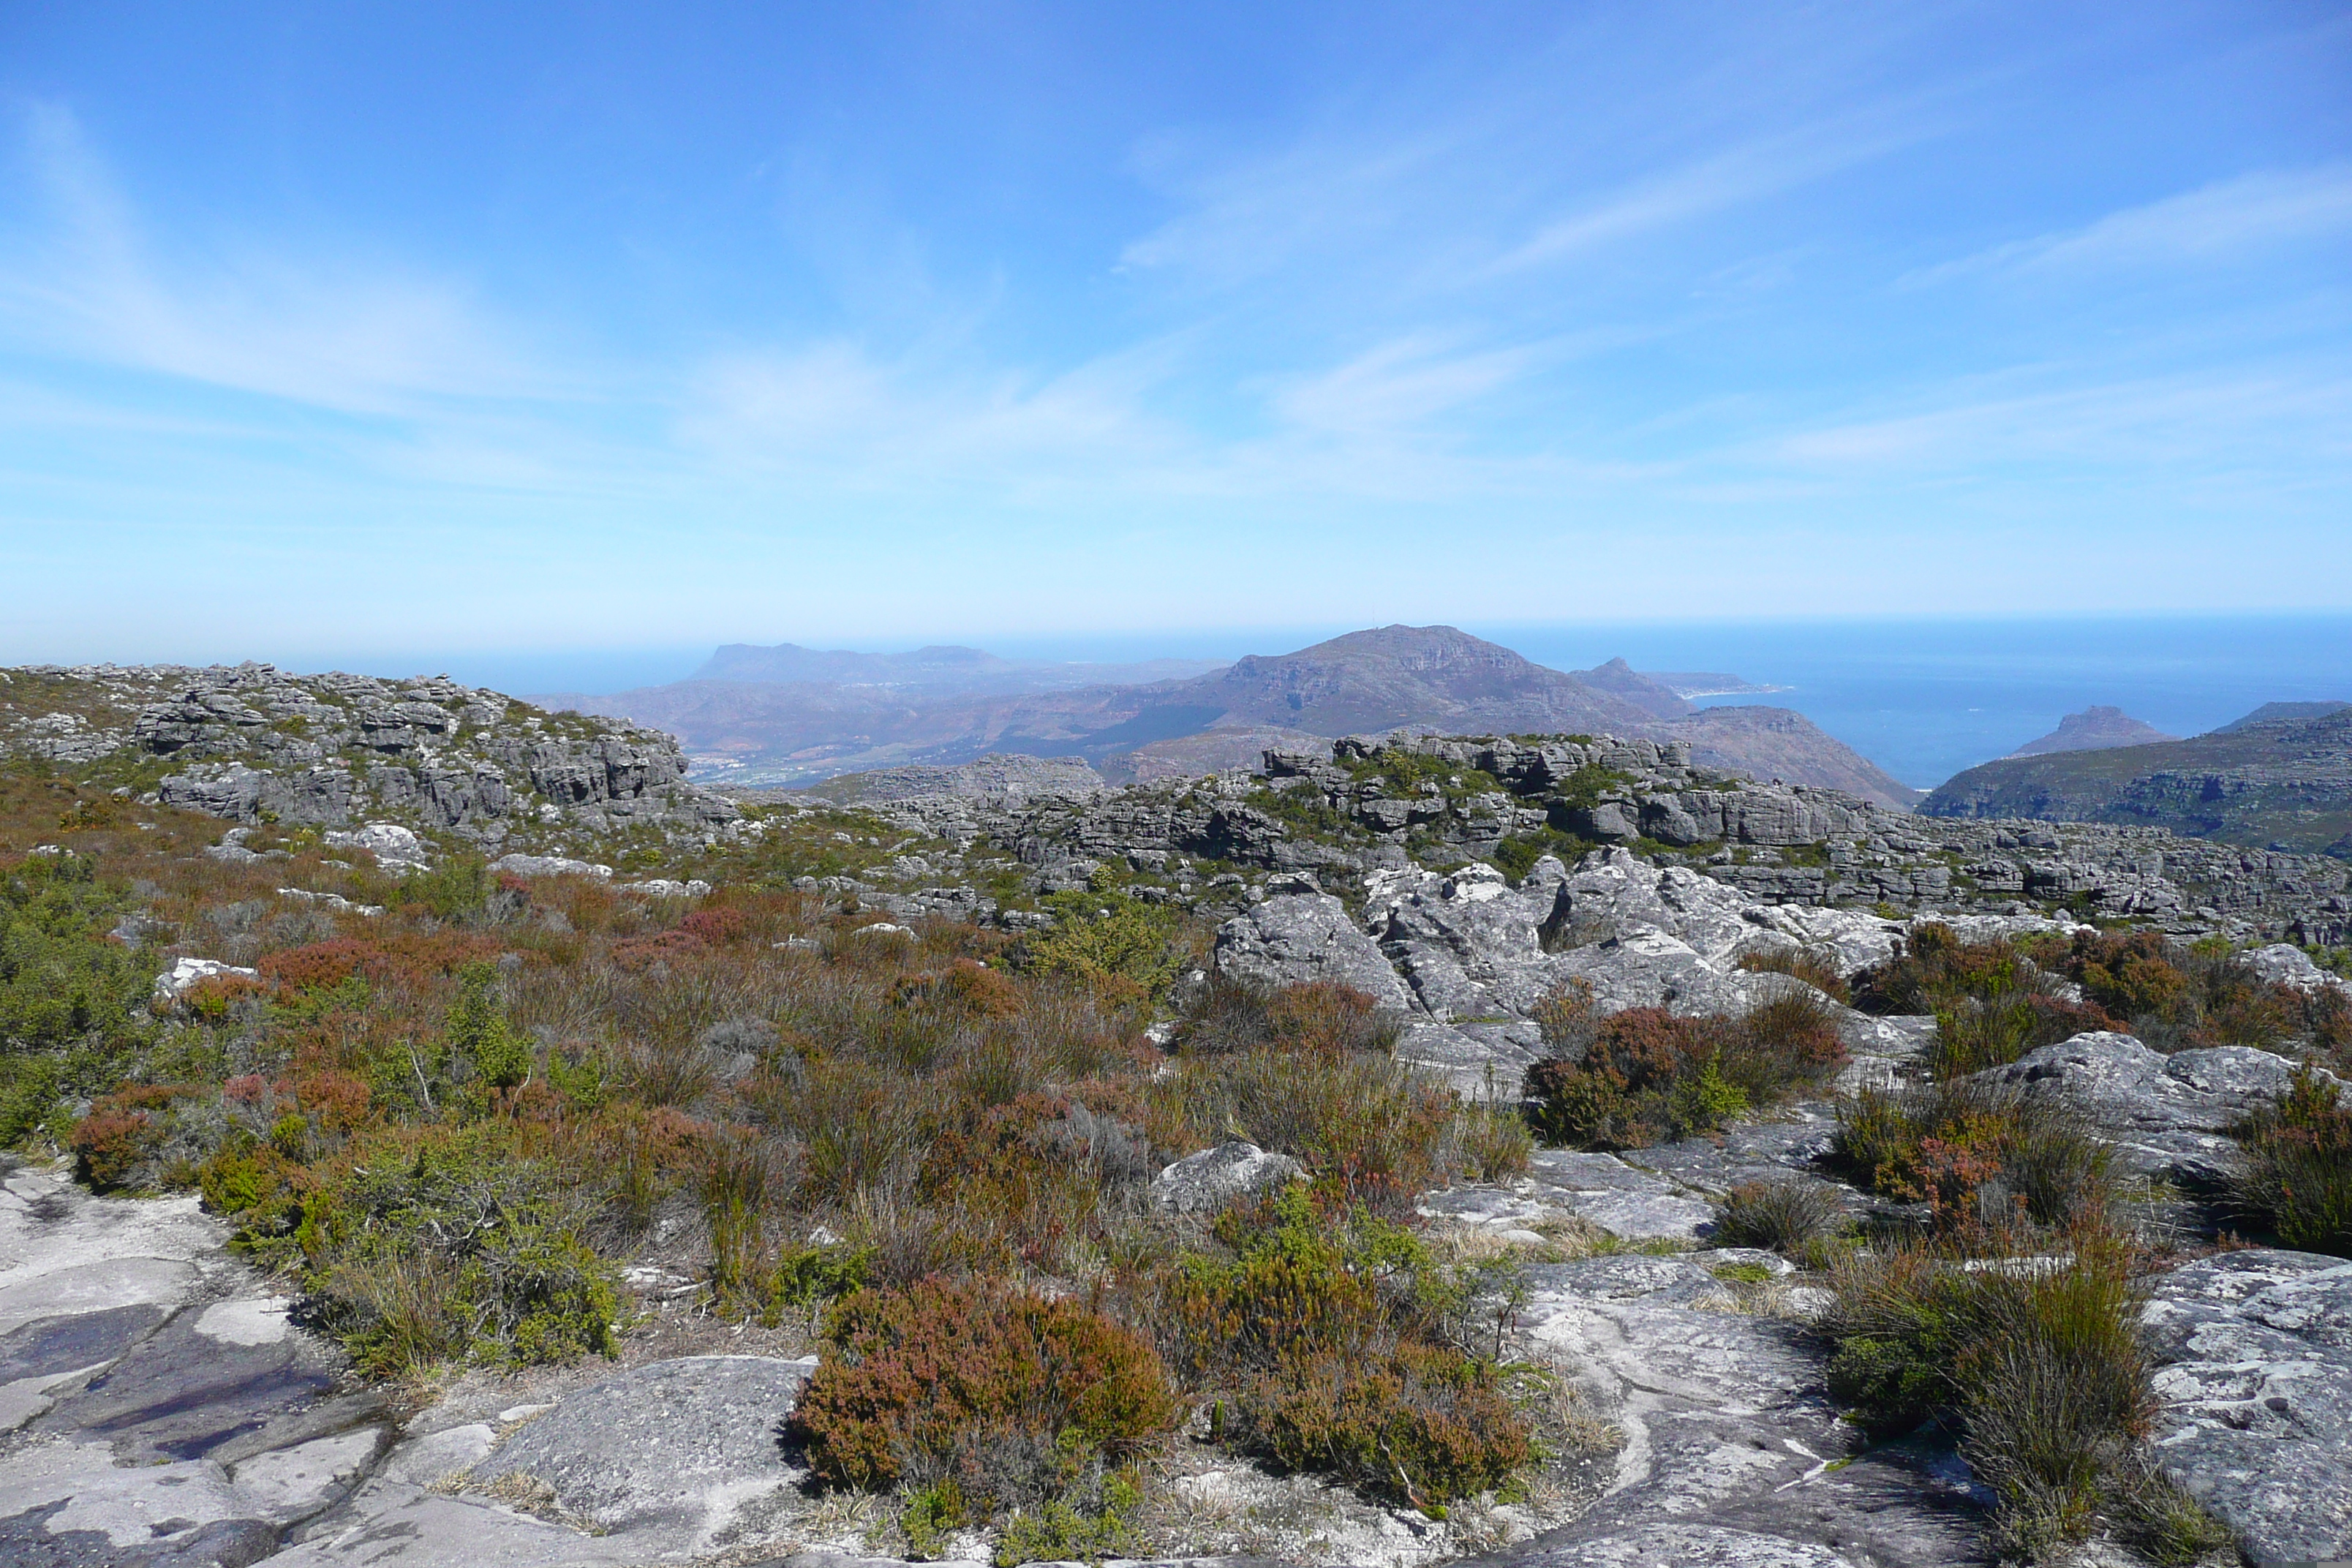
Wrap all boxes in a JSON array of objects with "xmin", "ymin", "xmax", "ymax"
[
  {"xmin": 2229, "ymin": 1065, "xmax": 2352, "ymax": 1256},
  {"xmin": 1818, "ymin": 1223, "xmax": 2231, "ymax": 1561},
  {"xmin": 1850, "ymin": 920, "xmax": 2348, "ymax": 1079},
  {"xmin": 0, "ymin": 766, "xmax": 1568, "ymax": 1560},
  {"xmin": 1523, "ymin": 980, "xmax": 1847, "ymax": 1150}
]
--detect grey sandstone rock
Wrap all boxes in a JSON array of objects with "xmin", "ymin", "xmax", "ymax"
[
  {"xmin": 1150, "ymin": 1142, "xmax": 1305, "ymax": 1215},
  {"xmin": 1964, "ymin": 1031, "xmax": 2341, "ymax": 1182},
  {"xmin": 1502, "ymin": 1254, "xmax": 1991, "ymax": 1567},
  {"xmin": 471, "ymin": 1354, "xmax": 811, "ymax": 1549},
  {"xmin": 1420, "ymin": 1149, "xmax": 1715, "ymax": 1242},
  {"xmin": 268, "ymin": 1480, "xmax": 630, "ymax": 1567},
  {"xmin": 2138, "ymin": 1249, "xmax": 2352, "ymax": 1562},
  {"xmin": 1213, "ymin": 893, "xmax": 1412, "ymax": 1011}
]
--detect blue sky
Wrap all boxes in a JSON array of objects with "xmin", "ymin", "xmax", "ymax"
[{"xmin": 3, "ymin": 1, "xmax": 2348, "ymax": 671}]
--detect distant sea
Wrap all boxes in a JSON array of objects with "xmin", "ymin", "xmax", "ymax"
[
  {"xmin": 1490, "ymin": 614, "xmax": 2352, "ymax": 791},
  {"xmin": 421, "ymin": 612, "xmax": 2352, "ymax": 795}
]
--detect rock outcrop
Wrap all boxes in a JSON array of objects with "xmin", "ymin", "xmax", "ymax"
[
  {"xmin": 808, "ymin": 729, "xmax": 2350, "ymax": 946},
  {"xmin": 1, "ymin": 663, "xmax": 743, "ymax": 853}
]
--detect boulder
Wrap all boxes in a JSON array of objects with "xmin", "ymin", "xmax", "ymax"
[
  {"xmin": 470, "ymin": 1354, "xmax": 811, "ymax": 1550},
  {"xmin": 1149, "ymin": 1142, "xmax": 1305, "ymax": 1215},
  {"xmin": 2244, "ymin": 941, "xmax": 2349, "ymax": 993},
  {"xmin": 1963, "ymin": 1031, "xmax": 2341, "ymax": 1181},
  {"xmin": 1212, "ymin": 892, "xmax": 1411, "ymax": 1011},
  {"xmin": 489, "ymin": 853, "xmax": 612, "ymax": 881}
]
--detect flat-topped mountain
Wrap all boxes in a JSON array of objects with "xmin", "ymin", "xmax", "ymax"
[
  {"xmin": 1922, "ymin": 702, "xmax": 2352, "ymax": 856},
  {"xmin": 546, "ymin": 625, "xmax": 1918, "ymax": 807},
  {"xmin": 2010, "ymin": 705, "xmax": 2179, "ymax": 756}
]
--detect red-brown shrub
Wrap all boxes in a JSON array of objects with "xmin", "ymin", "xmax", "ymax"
[{"xmin": 793, "ymin": 1279, "xmax": 1177, "ymax": 1505}]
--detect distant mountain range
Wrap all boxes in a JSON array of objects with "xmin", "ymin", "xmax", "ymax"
[
  {"xmin": 538, "ymin": 625, "xmax": 1921, "ymax": 808},
  {"xmin": 1922, "ymin": 701, "xmax": 2352, "ymax": 856}
]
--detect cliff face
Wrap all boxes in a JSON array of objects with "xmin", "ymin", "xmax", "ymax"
[
  {"xmin": 1921, "ymin": 707, "xmax": 2352, "ymax": 858},
  {"xmin": 0, "ymin": 663, "xmax": 739, "ymax": 851}
]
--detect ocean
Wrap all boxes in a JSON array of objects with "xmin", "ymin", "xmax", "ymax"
[{"xmin": 1488, "ymin": 614, "xmax": 2352, "ymax": 791}]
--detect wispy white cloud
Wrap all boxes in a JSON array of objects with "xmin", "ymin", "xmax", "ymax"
[
  {"xmin": 1904, "ymin": 165, "xmax": 2352, "ymax": 287},
  {"xmin": 0, "ymin": 102, "xmax": 545, "ymax": 414},
  {"xmin": 1265, "ymin": 333, "xmax": 1534, "ymax": 436},
  {"xmin": 1761, "ymin": 367, "xmax": 2352, "ymax": 475}
]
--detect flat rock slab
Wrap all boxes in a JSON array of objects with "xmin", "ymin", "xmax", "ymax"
[
  {"xmin": 2140, "ymin": 1248, "xmax": 2352, "ymax": 1563},
  {"xmin": 0, "ymin": 1438, "xmax": 276, "ymax": 1568},
  {"xmin": 229, "ymin": 1425, "xmax": 388, "ymax": 1526},
  {"xmin": 38, "ymin": 1302, "xmax": 345, "ymax": 1462},
  {"xmin": 269, "ymin": 1480, "xmax": 631, "ymax": 1567},
  {"xmin": 473, "ymin": 1354, "xmax": 813, "ymax": 1549},
  {"xmin": 1621, "ymin": 1111, "xmax": 1847, "ymax": 1200},
  {"xmin": 1421, "ymin": 1149, "xmax": 1714, "ymax": 1241},
  {"xmin": 1506, "ymin": 1259, "xmax": 1991, "ymax": 1567}
]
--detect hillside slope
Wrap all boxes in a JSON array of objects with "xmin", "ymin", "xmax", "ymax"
[{"xmin": 1920, "ymin": 706, "xmax": 2352, "ymax": 856}]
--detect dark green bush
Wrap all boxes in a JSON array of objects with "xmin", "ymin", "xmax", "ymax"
[
  {"xmin": 1, "ymin": 854, "xmax": 154, "ymax": 1143},
  {"xmin": 793, "ymin": 1280, "xmax": 1176, "ymax": 1511},
  {"xmin": 295, "ymin": 1129, "xmax": 618, "ymax": 1376}
]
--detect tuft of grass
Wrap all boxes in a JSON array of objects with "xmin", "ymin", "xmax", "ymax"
[
  {"xmin": 1708, "ymin": 1179, "xmax": 1846, "ymax": 1255},
  {"xmin": 1735, "ymin": 945, "xmax": 1851, "ymax": 1003},
  {"xmin": 1822, "ymin": 1224, "xmax": 2157, "ymax": 1558},
  {"xmin": 2229, "ymin": 1065, "xmax": 2352, "ymax": 1256}
]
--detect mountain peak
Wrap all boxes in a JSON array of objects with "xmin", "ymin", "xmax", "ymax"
[{"xmin": 2010, "ymin": 706, "xmax": 2179, "ymax": 757}]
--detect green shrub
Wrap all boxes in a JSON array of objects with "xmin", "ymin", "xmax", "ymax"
[
  {"xmin": 2064, "ymin": 928, "xmax": 2310, "ymax": 1053},
  {"xmin": 1027, "ymin": 883, "xmax": 1185, "ymax": 1002},
  {"xmin": 1236, "ymin": 1343, "xmax": 1530, "ymax": 1509},
  {"xmin": 2230, "ymin": 1066, "xmax": 2352, "ymax": 1256},
  {"xmin": 991, "ymin": 1471, "xmax": 1142, "ymax": 1567},
  {"xmin": 793, "ymin": 1280, "xmax": 1176, "ymax": 1510},
  {"xmin": 295, "ymin": 1130, "xmax": 618, "ymax": 1376},
  {"xmin": 445, "ymin": 961, "xmax": 532, "ymax": 1090},
  {"xmin": 397, "ymin": 854, "xmax": 492, "ymax": 921},
  {"xmin": 1831, "ymin": 1079, "xmax": 2116, "ymax": 1234},
  {"xmin": 0, "ymin": 854, "xmax": 154, "ymax": 1143},
  {"xmin": 1156, "ymin": 1188, "xmax": 1534, "ymax": 1507}
]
